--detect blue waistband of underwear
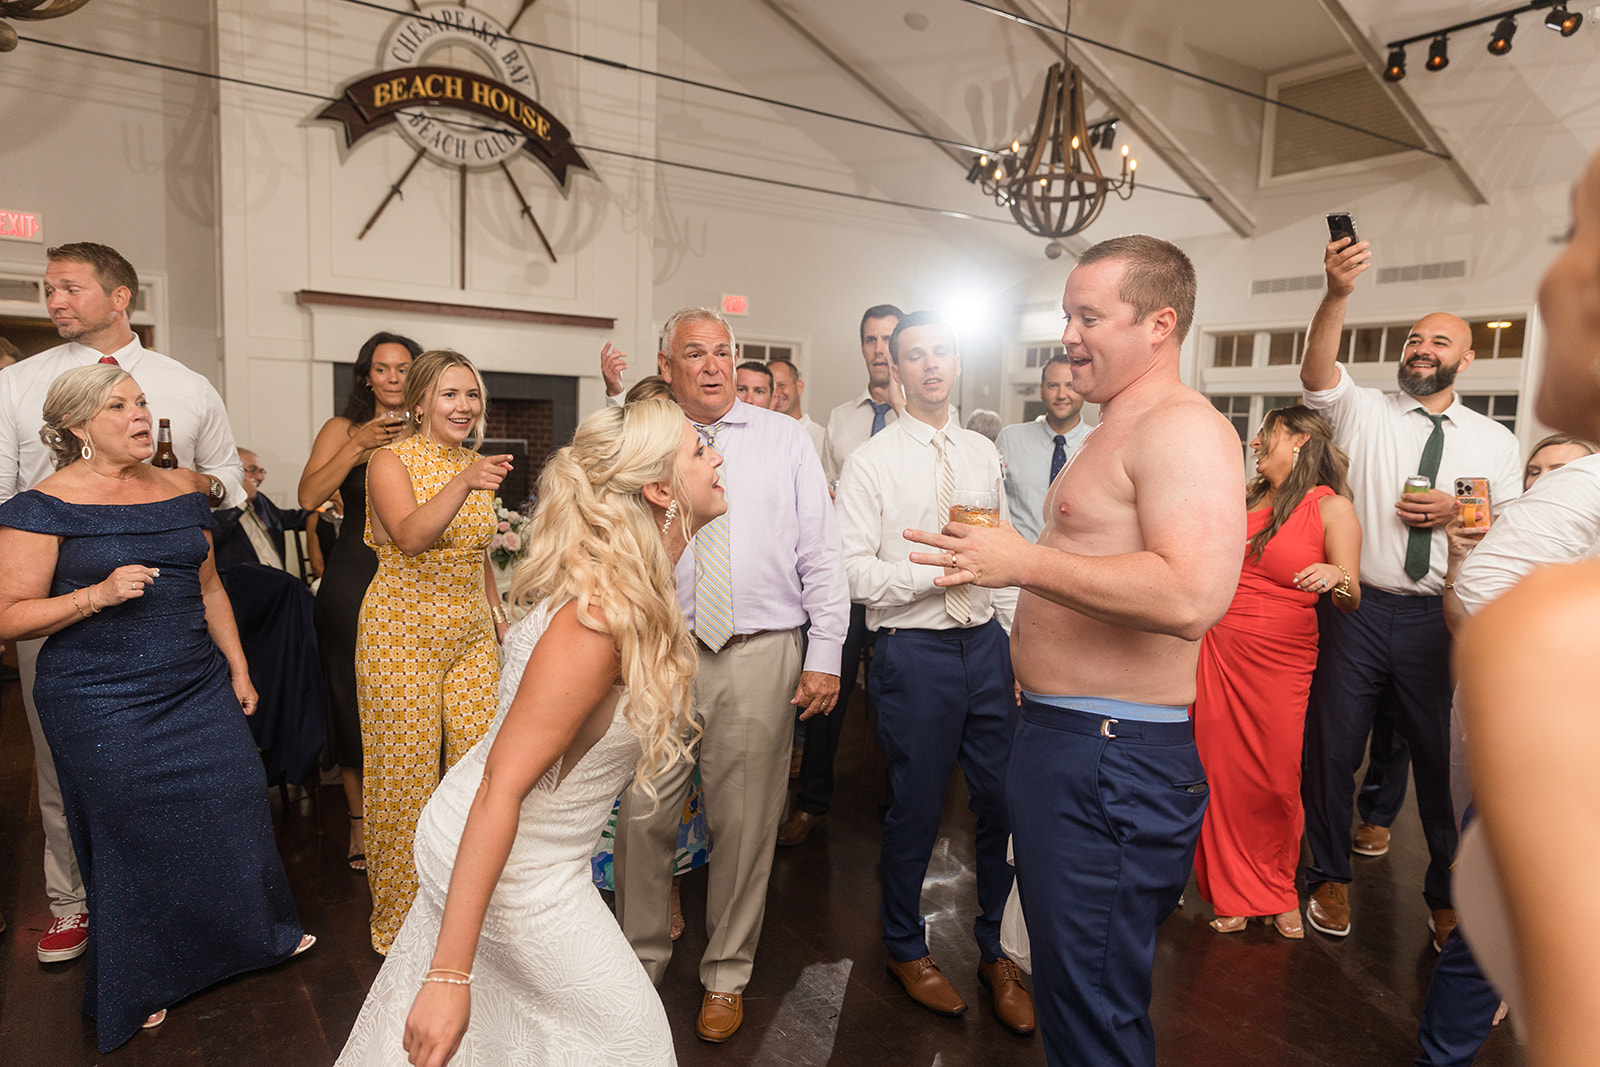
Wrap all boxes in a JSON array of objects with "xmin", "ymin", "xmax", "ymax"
[{"xmin": 1020, "ymin": 692, "xmax": 1191, "ymax": 723}]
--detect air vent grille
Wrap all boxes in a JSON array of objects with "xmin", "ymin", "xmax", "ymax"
[
  {"xmin": 1250, "ymin": 274, "xmax": 1323, "ymax": 296},
  {"xmin": 1377, "ymin": 260, "xmax": 1467, "ymax": 284}
]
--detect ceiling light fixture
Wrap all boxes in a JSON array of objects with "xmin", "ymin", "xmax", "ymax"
[
  {"xmin": 1384, "ymin": 2, "xmax": 1583, "ymax": 77},
  {"xmin": 1383, "ymin": 46, "xmax": 1407, "ymax": 81},
  {"xmin": 1488, "ymin": 15, "xmax": 1517, "ymax": 53},
  {"xmin": 966, "ymin": 5, "xmax": 1137, "ymax": 239},
  {"xmin": 1426, "ymin": 36, "xmax": 1450, "ymax": 71},
  {"xmin": 1545, "ymin": 3, "xmax": 1583, "ymax": 34}
]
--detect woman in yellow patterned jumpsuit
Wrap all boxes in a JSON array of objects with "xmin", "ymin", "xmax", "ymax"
[{"xmin": 356, "ymin": 349, "xmax": 513, "ymax": 953}]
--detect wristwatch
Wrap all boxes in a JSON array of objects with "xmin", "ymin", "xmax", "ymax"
[{"xmin": 206, "ymin": 474, "xmax": 225, "ymax": 505}]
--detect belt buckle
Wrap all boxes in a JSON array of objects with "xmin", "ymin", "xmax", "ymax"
[{"xmin": 1100, "ymin": 717, "xmax": 1119, "ymax": 739}]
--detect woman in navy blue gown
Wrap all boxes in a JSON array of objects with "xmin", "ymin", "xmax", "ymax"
[{"xmin": 0, "ymin": 364, "xmax": 311, "ymax": 1053}]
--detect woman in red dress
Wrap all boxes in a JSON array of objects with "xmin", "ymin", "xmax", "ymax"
[{"xmin": 1193, "ymin": 405, "xmax": 1363, "ymax": 938}]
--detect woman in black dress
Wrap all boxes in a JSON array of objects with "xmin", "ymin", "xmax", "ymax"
[
  {"xmin": 298, "ymin": 331, "xmax": 420, "ymax": 870},
  {"xmin": 0, "ymin": 365, "xmax": 311, "ymax": 1051}
]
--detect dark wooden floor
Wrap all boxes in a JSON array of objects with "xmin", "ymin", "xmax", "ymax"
[{"xmin": 0, "ymin": 647, "xmax": 1522, "ymax": 1065}]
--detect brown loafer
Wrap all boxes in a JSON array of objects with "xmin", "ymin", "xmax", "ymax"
[
  {"xmin": 696, "ymin": 990, "xmax": 743, "ymax": 1042},
  {"xmin": 978, "ymin": 957, "xmax": 1035, "ymax": 1035},
  {"xmin": 887, "ymin": 955, "xmax": 967, "ymax": 1016},
  {"xmin": 1307, "ymin": 882, "xmax": 1351, "ymax": 937},
  {"xmin": 1430, "ymin": 907, "xmax": 1458, "ymax": 953},
  {"xmin": 777, "ymin": 809, "xmax": 825, "ymax": 848},
  {"xmin": 1352, "ymin": 822, "xmax": 1391, "ymax": 857}
]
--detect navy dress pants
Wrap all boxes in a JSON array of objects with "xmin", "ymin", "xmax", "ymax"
[
  {"xmin": 1303, "ymin": 588, "xmax": 1457, "ymax": 909},
  {"xmin": 1415, "ymin": 805, "xmax": 1501, "ymax": 1065},
  {"xmin": 1010, "ymin": 698, "xmax": 1207, "ymax": 1067},
  {"xmin": 1356, "ymin": 693, "xmax": 1412, "ymax": 828},
  {"xmin": 870, "ymin": 621, "xmax": 1014, "ymax": 964},
  {"xmin": 794, "ymin": 602, "xmax": 872, "ymax": 816}
]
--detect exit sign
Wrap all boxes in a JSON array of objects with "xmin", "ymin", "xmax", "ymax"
[
  {"xmin": 0, "ymin": 210, "xmax": 43, "ymax": 243},
  {"xmin": 721, "ymin": 294, "xmax": 748, "ymax": 316}
]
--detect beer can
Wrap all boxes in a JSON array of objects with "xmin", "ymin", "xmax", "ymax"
[{"xmin": 1404, "ymin": 475, "xmax": 1432, "ymax": 495}]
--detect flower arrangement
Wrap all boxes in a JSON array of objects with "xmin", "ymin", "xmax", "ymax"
[{"xmin": 489, "ymin": 497, "xmax": 532, "ymax": 569}]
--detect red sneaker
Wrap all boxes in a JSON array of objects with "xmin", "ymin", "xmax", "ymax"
[{"xmin": 37, "ymin": 912, "xmax": 89, "ymax": 963}]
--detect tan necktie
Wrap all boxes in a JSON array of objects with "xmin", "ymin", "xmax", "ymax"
[
  {"xmin": 935, "ymin": 434, "xmax": 970, "ymax": 624},
  {"xmin": 241, "ymin": 506, "xmax": 284, "ymax": 570}
]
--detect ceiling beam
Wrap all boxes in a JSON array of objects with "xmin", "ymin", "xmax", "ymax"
[
  {"xmin": 1315, "ymin": 0, "xmax": 1489, "ymax": 205},
  {"xmin": 753, "ymin": 0, "xmax": 974, "ymax": 172},
  {"xmin": 1001, "ymin": 0, "xmax": 1257, "ymax": 238}
]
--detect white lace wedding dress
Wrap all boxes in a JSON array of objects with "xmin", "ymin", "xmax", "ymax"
[{"xmin": 337, "ymin": 600, "xmax": 676, "ymax": 1066}]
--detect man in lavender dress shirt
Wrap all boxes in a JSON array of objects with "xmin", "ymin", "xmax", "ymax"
[{"xmin": 613, "ymin": 306, "xmax": 849, "ymax": 1044}]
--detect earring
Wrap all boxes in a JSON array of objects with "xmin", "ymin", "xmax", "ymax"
[
  {"xmin": 660, "ymin": 499, "xmax": 679, "ymax": 535},
  {"xmin": 80, "ymin": 438, "xmax": 93, "ymax": 462},
  {"xmin": 1292, "ymin": 445, "xmax": 1301, "ymax": 462}
]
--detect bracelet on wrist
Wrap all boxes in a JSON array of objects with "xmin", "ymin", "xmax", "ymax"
[
  {"xmin": 70, "ymin": 589, "xmax": 91, "ymax": 619},
  {"xmin": 490, "ymin": 604, "xmax": 510, "ymax": 625},
  {"xmin": 424, "ymin": 968, "xmax": 473, "ymax": 986},
  {"xmin": 86, "ymin": 586, "xmax": 102, "ymax": 613}
]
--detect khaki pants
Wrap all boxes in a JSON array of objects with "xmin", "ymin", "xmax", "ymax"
[
  {"xmin": 18, "ymin": 637, "xmax": 88, "ymax": 917},
  {"xmin": 615, "ymin": 628, "xmax": 801, "ymax": 994}
]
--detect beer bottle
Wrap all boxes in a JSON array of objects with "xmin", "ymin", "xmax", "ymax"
[{"xmin": 151, "ymin": 418, "xmax": 178, "ymax": 469}]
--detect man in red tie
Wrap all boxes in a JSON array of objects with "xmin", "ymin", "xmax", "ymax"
[{"xmin": 0, "ymin": 242, "xmax": 245, "ymax": 965}]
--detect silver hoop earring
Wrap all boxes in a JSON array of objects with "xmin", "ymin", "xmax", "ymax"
[{"xmin": 660, "ymin": 499, "xmax": 679, "ymax": 535}]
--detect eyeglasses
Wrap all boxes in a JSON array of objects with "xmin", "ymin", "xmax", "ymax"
[{"xmin": 244, "ymin": 466, "xmax": 267, "ymax": 477}]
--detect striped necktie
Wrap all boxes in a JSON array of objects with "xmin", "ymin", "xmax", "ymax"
[
  {"xmin": 692, "ymin": 421, "xmax": 735, "ymax": 651},
  {"xmin": 935, "ymin": 433, "xmax": 971, "ymax": 624}
]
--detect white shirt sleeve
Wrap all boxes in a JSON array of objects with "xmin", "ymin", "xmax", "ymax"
[
  {"xmin": 1302, "ymin": 364, "xmax": 1385, "ymax": 453},
  {"xmin": 0, "ymin": 371, "xmax": 21, "ymax": 505},
  {"xmin": 1455, "ymin": 459, "xmax": 1600, "ymax": 616},
  {"xmin": 190, "ymin": 379, "xmax": 247, "ymax": 509}
]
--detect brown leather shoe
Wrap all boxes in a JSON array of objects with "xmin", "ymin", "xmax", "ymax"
[
  {"xmin": 887, "ymin": 956, "xmax": 967, "ymax": 1016},
  {"xmin": 1307, "ymin": 882, "xmax": 1351, "ymax": 937},
  {"xmin": 777, "ymin": 809, "xmax": 825, "ymax": 848},
  {"xmin": 978, "ymin": 958, "xmax": 1035, "ymax": 1035},
  {"xmin": 1352, "ymin": 822, "xmax": 1391, "ymax": 857},
  {"xmin": 696, "ymin": 991, "xmax": 743, "ymax": 1042},
  {"xmin": 1430, "ymin": 908, "xmax": 1458, "ymax": 953}
]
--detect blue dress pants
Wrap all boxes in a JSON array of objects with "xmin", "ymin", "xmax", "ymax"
[
  {"xmin": 794, "ymin": 602, "xmax": 872, "ymax": 816},
  {"xmin": 870, "ymin": 621, "xmax": 1014, "ymax": 964},
  {"xmin": 1010, "ymin": 698, "xmax": 1207, "ymax": 1067},
  {"xmin": 1302, "ymin": 588, "xmax": 1457, "ymax": 909}
]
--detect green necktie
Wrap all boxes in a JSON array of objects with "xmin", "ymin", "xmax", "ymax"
[{"xmin": 1404, "ymin": 412, "xmax": 1447, "ymax": 581}]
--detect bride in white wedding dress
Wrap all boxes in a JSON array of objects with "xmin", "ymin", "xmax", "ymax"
[{"xmin": 337, "ymin": 398, "xmax": 725, "ymax": 1067}]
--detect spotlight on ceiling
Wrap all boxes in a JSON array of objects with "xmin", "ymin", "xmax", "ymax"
[
  {"xmin": 1382, "ymin": 45, "xmax": 1407, "ymax": 81},
  {"xmin": 1097, "ymin": 120, "xmax": 1118, "ymax": 151},
  {"xmin": 1488, "ymin": 15, "xmax": 1517, "ymax": 55},
  {"xmin": 1426, "ymin": 35, "xmax": 1450, "ymax": 71},
  {"xmin": 1545, "ymin": 3, "xmax": 1583, "ymax": 35}
]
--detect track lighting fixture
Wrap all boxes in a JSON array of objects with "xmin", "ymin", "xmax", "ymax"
[
  {"xmin": 1382, "ymin": 46, "xmax": 1406, "ymax": 82},
  {"xmin": 1487, "ymin": 15, "xmax": 1516, "ymax": 54},
  {"xmin": 1545, "ymin": 3, "xmax": 1582, "ymax": 35},
  {"xmin": 1384, "ymin": 2, "xmax": 1583, "ymax": 79},
  {"xmin": 1426, "ymin": 36, "xmax": 1450, "ymax": 71}
]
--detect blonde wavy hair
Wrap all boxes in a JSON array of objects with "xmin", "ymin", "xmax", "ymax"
[
  {"xmin": 507, "ymin": 397, "xmax": 700, "ymax": 811},
  {"xmin": 39, "ymin": 363, "xmax": 134, "ymax": 469}
]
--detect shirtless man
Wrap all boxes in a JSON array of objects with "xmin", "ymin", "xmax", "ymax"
[{"xmin": 906, "ymin": 235, "xmax": 1244, "ymax": 1066}]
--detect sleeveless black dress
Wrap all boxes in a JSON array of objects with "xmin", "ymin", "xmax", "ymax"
[
  {"xmin": 0, "ymin": 490, "xmax": 302, "ymax": 1052},
  {"xmin": 313, "ymin": 461, "xmax": 378, "ymax": 768}
]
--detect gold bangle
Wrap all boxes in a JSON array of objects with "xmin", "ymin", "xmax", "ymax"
[
  {"xmin": 86, "ymin": 586, "xmax": 101, "ymax": 613},
  {"xmin": 490, "ymin": 604, "xmax": 510, "ymax": 625},
  {"xmin": 427, "ymin": 967, "xmax": 472, "ymax": 980},
  {"xmin": 70, "ymin": 589, "xmax": 91, "ymax": 619}
]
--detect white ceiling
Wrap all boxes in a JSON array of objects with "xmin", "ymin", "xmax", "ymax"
[{"xmin": 657, "ymin": 0, "xmax": 1600, "ymax": 260}]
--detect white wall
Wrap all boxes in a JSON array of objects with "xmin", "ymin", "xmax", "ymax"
[{"xmin": 0, "ymin": 0, "xmax": 222, "ymax": 379}]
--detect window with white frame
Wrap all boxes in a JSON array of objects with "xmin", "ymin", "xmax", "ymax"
[{"xmin": 1209, "ymin": 317, "xmax": 1525, "ymax": 370}]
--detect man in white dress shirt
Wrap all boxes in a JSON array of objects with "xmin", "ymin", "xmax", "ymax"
[
  {"xmin": 768, "ymin": 357, "xmax": 826, "ymax": 459},
  {"xmin": 1298, "ymin": 235, "xmax": 1522, "ymax": 947},
  {"xmin": 0, "ymin": 242, "xmax": 245, "ymax": 965},
  {"xmin": 612, "ymin": 307, "xmax": 848, "ymax": 1044},
  {"xmin": 835, "ymin": 310, "xmax": 1033, "ymax": 1034},
  {"xmin": 996, "ymin": 355, "xmax": 1090, "ymax": 545}
]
